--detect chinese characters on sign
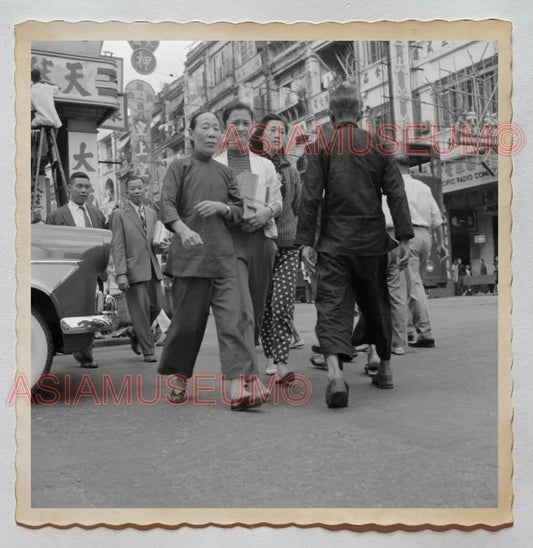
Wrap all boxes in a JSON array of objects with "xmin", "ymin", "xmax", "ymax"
[
  {"xmin": 130, "ymin": 48, "xmax": 157, "ymax": 76},
  {"xmin": 128, "ymin": 41, "xmax": 159, "ymax": 76},
  {"xmin": 124, "ymin": 80, "xmax": 156, "ymax": 197},
  {"xmin": 68, "ymin": 132, "xmax": 99, "ymax": 207},
  {"xmin": 31, "ymin": 52, "xmax": 119, "ymax": 106},
  {"xmin": 441, "ymin": 155, "xmax": 498, "ymax": 194},
  {"xmin": 128, "ymin": 41, "xmax": 160, "ymax": 52}
]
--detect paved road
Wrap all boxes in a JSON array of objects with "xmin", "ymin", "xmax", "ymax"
[{"xmin": 31, "ymin": 295, "xmax": 498, "ymax": 509}]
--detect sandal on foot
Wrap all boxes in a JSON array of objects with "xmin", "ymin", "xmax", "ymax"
[
  {"xmin": 230, "ymin": 394, "xmax": 263, "ymax": 411},
  {"xmin": 326, "ymin": 378, "xmax": 349, "ymax": 408},
  {"xmin": 169, "ymin": 389, "xmax": 187, "ymax": 403},
  {"xmin": 276, "ymin": 371, "xmax": 296, "ymax": 384},
  {"xmin": 309, "ymin": 354, "xmax": 327, "ymax": 370},
  {"xmin": 371, "ymin": 373, "xmax": 394, "ymax": 389},
  {"xmin": 364, "ymin": 361, "xmax": 380, "ymax": 376}
]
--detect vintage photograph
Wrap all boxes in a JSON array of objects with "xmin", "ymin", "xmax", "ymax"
[{"xmin": 16, "ymin": 21, "xmax": 512, "ymax": 529}]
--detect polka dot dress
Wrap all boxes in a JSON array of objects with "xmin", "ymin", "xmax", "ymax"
[{"xmin": 261, "ymin": 248, "xmax": 300, "ymax": 364}]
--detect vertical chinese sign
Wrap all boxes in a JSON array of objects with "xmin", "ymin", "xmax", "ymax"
[{"xmin": 125, "ymin": 80, "xmax": 156, "ymax": 199}]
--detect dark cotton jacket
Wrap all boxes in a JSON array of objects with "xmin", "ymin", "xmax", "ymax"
[{"xmin": 295, "ymin": 122, "xmax": 414, "ymax": 255}]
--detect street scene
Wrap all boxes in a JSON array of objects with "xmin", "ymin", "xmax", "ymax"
[
  {"xmin": 28, "ymin": 38, "xmax": 501, "ymax": 513},
  {"xmin": 32, "ymin": 295, "xmax": 497, "ymax": 508}
]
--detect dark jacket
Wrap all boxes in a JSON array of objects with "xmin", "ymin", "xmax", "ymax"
[
  {"xmin": 295, "ymin": 122, "xmax": 414, "ymax": 255},
  {"xmin": 269, "ymin": 156, "xmax": 302, "ymax": 248},
  {"xmin": 109, "ymin": 201, "xmax": 162, "ymax": 284},
  {"xmin": 46, "ymin": 203, "xmax": 106, "ymax": 229}
]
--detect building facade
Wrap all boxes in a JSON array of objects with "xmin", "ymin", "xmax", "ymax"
[
  {"xmin": 96, "ymin": 40, "xmax": 499, "ymax": 282},
  {"xmin": 354, "ymin": 40, "xmax": 499, "ymax": 279},
  {"xmin": 31, "ymin": 41, "xmax": 123, "ymax": 220}
]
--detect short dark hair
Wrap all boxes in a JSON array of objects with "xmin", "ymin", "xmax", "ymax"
[
  {"xmin": 328, "ymin": 85, "xmax": 361, "ymax": 117},
  {"xmin": 222, "ymin": 101, "xmax": 255, "ymax": 125},
  {"xmin": 31, "ymin": 69, "xmax": 42, "ymax": 84},
  {"xmin": 189, "ymin": 110, "xmax": 219, "ymax": 130},
  {"xmin": 126, "ymin": 176, "xmax": 144, "ymax": 188},
  {"xmin": 250, "ymin": 113, "xmax": 289, "ymax": 153},
  {"xmin": 69, "ymin": 171, "xmax": 90, "ymax": 185}
]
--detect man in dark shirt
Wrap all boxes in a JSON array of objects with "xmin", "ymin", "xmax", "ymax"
[{"xmin": 296, "ymin": 85, "xmax": 414, "ymax": 408}]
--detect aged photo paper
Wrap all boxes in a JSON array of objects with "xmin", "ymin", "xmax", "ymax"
[{"xmin": 15, "ymin": 20, "xmax": 512, "ymax": 530}]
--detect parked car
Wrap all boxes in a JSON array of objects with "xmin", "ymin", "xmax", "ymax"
[{"xmin": 31, "ymin": 224, "xmax": 115, "ymax": 390}]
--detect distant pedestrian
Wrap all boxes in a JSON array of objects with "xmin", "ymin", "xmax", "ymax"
[
  {"xmin": 493, "ymin": 256, "xmax": 498, "ymax": 294},
  {"xmin": 452, "ymin": 259, "xmax": 459, "ymax": 295}
]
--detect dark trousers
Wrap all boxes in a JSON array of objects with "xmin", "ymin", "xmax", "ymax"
[
  {"xmin": 231, "ymin": 229, "xmax": 276, "ymax": 344},
  {"xmin": 157, "ymin": 276, "xmax": 256, "ymax": 379},
  {"xmin": 316, "ymin": 252, "xmax": 392, "ymax": 362},
  {"xmin": 126, "ymin": 278, "xmax": 162, "ymax": 356}
]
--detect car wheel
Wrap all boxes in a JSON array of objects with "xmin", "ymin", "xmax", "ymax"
[{"xmin": 31, "ymin": 307, "xmax": 53, "ymax": 391}]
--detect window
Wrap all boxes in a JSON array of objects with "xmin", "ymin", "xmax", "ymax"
[
  {"xmin": 240, "ymin": 41, "xmax": 256, "ymax": 62},
  {"xmin": 211, "ymin": 43, "xmax": 233, "ymax": 84},
  {"xmin": 433, "ymin": 56, "xmax": 498, "ymax": 130},
  {"xmin": 365, "ymin": 41, "xmax": 387, "ymax": 66}
]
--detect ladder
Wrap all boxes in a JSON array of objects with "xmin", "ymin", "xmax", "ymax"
[{"xmin": 31, "ymin": 126, "xmax": 68, "ymax": 223}]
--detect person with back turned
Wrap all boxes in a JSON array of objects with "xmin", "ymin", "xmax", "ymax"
[{"xmin": 295, "ymin": 85, "xmax": 414, "ymax": 408}]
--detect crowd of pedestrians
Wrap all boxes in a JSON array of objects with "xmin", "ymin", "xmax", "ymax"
[{"xmin": 41, "ymin": 82, "xmax": 478, "ymax": 411}]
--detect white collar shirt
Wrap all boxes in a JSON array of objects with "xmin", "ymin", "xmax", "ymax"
[
  {"xmin": 129, "ymin": 200, "xmax": 145, "ymax": 223},
  {"xmin": 67, "ymin": 200, "xmax": 92, "ymax": 227},
  {"xmin": 383, "ymin": 173, "xmax": 443, "ymax": 229}
]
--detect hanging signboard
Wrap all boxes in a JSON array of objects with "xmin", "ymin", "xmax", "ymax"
[
  {"xmin": 67, "ymin": 131, "xmax": 100, "ymax": 207},
  {"xmin": 128, "ymin": 41, "xmax": 160, "ymax": 53},
  {"xmin": 130, "ymin": 48, "xmax": 157, "ymax": 76},
  {"xmin": 100, "ymin": 93, "xmax": 128, "ymax": 131},
  {"xmin": 124, "ymin": 80, "xmax": 156, "ymax": 193},
  {"xmin": 31, "ymin": 51, "xmax": 119, "ymax": 108}
]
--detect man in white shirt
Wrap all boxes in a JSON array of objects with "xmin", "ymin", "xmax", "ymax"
[
  {"xmin": 31, "ymin": 69, "xmax": 62, "ymax": 129},
  {"xmin": 387, "ymin": 156, "xmax": 448, "ymax": 348},
  {"xmin": 46, "ymin": 172, "xmax": 107, "ymax": 368}
]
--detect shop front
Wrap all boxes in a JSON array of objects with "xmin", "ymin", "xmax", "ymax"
[{"xmin": 440, "ymin": 154, "xmax": 498, "ymax": 277}]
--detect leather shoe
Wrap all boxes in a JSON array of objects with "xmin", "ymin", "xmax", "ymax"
[
  {"xmin": 325, "ymin": 378, "xmax": 349, "ymax": 408},
  {"xmin": 371, "ymin": 372, "xmax": 394, "ymax": 389},
  {"xmin": 79, "ymin": 361, "xmax": 99, "ymax": 369},
  {"xmin": 409, "ymin": 338, "xmax": 435, "ymax": 348},
  {"xmin": 128, "ymin": 330, "xmax": 142, "ymax": 355},
  {"xmin": 128, "ymin": 330, "xmax": 142, "ymax": 356},
  {"xmin": 143, "ymin": 354, "xmax": 157, "ymax": 363}
]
